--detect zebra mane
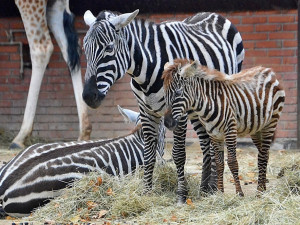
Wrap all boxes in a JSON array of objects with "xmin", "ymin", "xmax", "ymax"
[{"xmin": 163, "ymin": 59, "xmax": 268, "ymax": 87}]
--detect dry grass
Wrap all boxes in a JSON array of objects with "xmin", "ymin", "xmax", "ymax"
[{"xmin": 28, "ymin": 150, "xmax": 300, "ymax": 225}]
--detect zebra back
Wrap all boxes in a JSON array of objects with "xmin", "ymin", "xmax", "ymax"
[{"xmin": 163, "ymin": 59, "xmax": 285, "ymax": 137}]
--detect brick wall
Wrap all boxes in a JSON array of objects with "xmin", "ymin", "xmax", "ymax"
[{"xmin": 0, "ymin": 9, "xmax": 297, "ymax": 143}]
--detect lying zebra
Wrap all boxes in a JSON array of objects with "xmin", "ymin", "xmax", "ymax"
[
  {"xmin": 0, "ymin": 106, "xmax": 165, "ymax": 217},
  {"xmin": 163, "ymin": 59, "xmax": 285, "ymax": 196}
]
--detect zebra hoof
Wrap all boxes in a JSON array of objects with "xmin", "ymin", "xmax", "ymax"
[
  {"xmin": 177, "ymin": 197, "xmax": 186, "ymax": 206},
  {"xmin": 9, "ymin": 142, "xmax": 24, "ymax": 150}
]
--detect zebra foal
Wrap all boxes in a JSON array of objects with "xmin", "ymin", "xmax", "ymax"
[
  {"xmin": 163, "ymin": 59, "xmax": 285, "ymax": 196},
  {"xmin": 0, "ymin": 106, "xmax": 165, "ymax": 217}
]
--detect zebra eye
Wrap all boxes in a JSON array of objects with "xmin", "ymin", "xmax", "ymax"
[{"xmin": 106, "ymin": 44, "xmax": 114, "ymax": 53}]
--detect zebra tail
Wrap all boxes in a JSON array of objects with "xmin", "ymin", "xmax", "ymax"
[{"xmin": 63, "ymin": 10, "xmax": 80, "ymax": 72}]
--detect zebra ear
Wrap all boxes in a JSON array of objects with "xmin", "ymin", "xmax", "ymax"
[
  {"xmin": 84, "ymin": 10, "xmax": 97, "ymax": 26},
  {"xmin": 181, "ymin": 60, "xmax": 199, "ymax": 78},
  {"xmin": 117, "ymin": 105, "xmax": 140, "ymax": 124},
  {"xmin": 109, "ymin": 9, "xmax": 139, "ymax": 30}
]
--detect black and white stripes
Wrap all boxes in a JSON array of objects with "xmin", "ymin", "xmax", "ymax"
[
  {"xmin": 163, "ymin": 59, "xmax": 285, "ymax": 196},
  {"xmin": 0, "ymin": 107, "xmax": 165, "ymax": 217},
  {"xmin": 82, "ymin": 9, "xmax": 244, "ymax": 202}
]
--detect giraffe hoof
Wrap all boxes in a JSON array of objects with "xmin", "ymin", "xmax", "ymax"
[{"xmin": 9, "ymin": 142, "xmax": 24, "ymax": 150}]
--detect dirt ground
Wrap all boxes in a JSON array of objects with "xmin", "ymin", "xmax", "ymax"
[{"xmin": 0, "ymin": 141, "xmax": 299, "ymax": 224}]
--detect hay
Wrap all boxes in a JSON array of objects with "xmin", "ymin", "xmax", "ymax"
[{"xmin": 28, "ymin": 151, "xmax": 300, "ymax": 224}]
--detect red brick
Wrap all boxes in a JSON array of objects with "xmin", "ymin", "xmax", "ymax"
[
  {"xmin": 280, "ymin": 112, "xmax": 297, "ymax": 121},
  {"xmin": 283, "ymin": 73, "xmax": 297, "ymax": 80},
  {"xmin": 271, "ymin": 65, "xmax": 295, "ymax": 73},
  {"xmin": 283, "ymin": 24, "xmax": 297, "ymax": 31},
  {"xmin": 242, "ymin": 17, "xmax": 267, "ymax": 24},
  {"xmin": 283, "ymin": 40, "xmax": 297, "ymax": 48},
  {"xmin": 275, "ymin": 130, "xmax": 296, "ymax": 138},
  {"xmin": 268, "ymin": 16, "xmax": 295, "ymax": 23},
  {"xmin": 10, "ymin": 54, "xmax": 21, "ymax": 61},
  {"xmin": 256, "ymin": 24, "xmax": 281, "ymax": 32},
  {"xmin": 245, "ymin": 50, "xmax": 267, "ymax": 57},
  {"xmin": 255, "ymin": 40, "xmax": 281, "ymax": 48},
  {"xmin": 226, "ymin": 17, "xmax": 241, "ymax": 26},
  {"xmin": 269, "ymin": 32, "xmax": 295, "ymax": 40},
  {"xmin": 254, "ymin": 57, "xmax": 281, "ymax": 65},
  {"xmin": 0, "ymin": 55, "xmax": 9, "ymax": 61},
  {"xmin": 242, "ymin": 33, "xmax": 268, "ymax": 40},
  {"xmin": 282, "ymin": 57, "xmax": 297, "ymax": 64},
  {"xmin": 9, "ymin": 21, "xmax": 24, "ymax": 29},
  {"xmin": 243, "ymin": 41, "xmax": 255, "ymax": 49},
  {"xmin": 282, "ymin": 104, "xmax": 296, "ymax": 113},
  {"xmin": 0, "ymin": 46, "xmax": 19, "ymax": 53},
  {"xmin": 268, "ymin": 49, "xmax": 295, "ymax": 57},
  {"xmin": 0, "ymin": 61, "xmax": 20, "ymax": 68},
  {"xmin": 236, "ymin": 25, "xmax": 254, "ymax": 32},
  {"xmin": 285, "ymin": 122, "xmax": 298, "ymax": 130},
  {"xmin": 0, "ymin": 86, "xmax": 9, "ymax": 92}
]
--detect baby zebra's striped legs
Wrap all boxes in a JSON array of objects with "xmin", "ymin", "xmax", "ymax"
[
  {"xmin": 211, "ymin": 141, "xmax": 225, "ymax": 193},
  {"xmin": 172, "ymin": 115, "xmax": 188, "ymax": 204},
  {"xmin": 251, "ymin": 120, "xmax": 278, "ymax": 194}
]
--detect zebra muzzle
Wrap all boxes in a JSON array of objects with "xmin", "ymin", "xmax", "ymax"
[
  {"xmin": 82, "ymin": 76, "xmax": 105, "ymax": 109},
  {"xmin": 164, "ymin": 116, "xmax": 178, "ymax": 131}
]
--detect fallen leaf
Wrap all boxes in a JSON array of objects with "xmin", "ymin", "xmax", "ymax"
[
  {"xmin": 248, "ymin": 162, "xmax": 255, "ymax": 166},
  {"xmin": 163, "ymin": 218, "xmax": 168, "ymax": 222},
  {"xmin": 93, "ymin": 186, "xmax": 99, "ymax": 192},
  {"xmin": 96, "ymin": 177, "xmax": 103, "ymax": 186},
  {"xmin": 87, "ymin": 201, "xmax": 98, "ymax": 210},
  {"xmin": 98, "ymin": 210, "xmax": 108, "ymax": 218},
  {"xmin": 107, "ymin": 188, "xmax": 113, "ymax": 196},
  {"xmin": 186, "ymin": 198, "xmax": 195, "ymax": 208},
  {"xmin": 171, "ymin": 215, "xmax": 177, "ymax": 222},
  {"xmin": 238, "ymin": 175, "xmax": 243, "ymax": 180}
]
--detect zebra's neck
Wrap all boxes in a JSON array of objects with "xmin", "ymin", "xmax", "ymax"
[
  {"xmin": 190, "ymin": 78, "xmax": 222, "ymax": 117},
  {"xmin": 125, "ymin": 19, "xmax": 161, "ymax": 87}
]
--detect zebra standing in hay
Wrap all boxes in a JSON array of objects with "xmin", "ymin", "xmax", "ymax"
[
  {"xmin": 82, "ymin": 9, "xmax": 245, "ymax": 203},
  {"xmin": 163, "ymin": 59, "xmax": 285, "ymax": 196},
  {"xmin": 0, "ymin": 106, "xmax": 165, "ymax": 218}
]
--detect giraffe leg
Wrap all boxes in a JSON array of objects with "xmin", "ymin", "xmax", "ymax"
[
  {"xmin": 47, "ymin": 0, "xmax": 92, "ymax": 141},
  {"xmin": 10, "ymin": 1, "xmax": 53, "ymax": 149}
]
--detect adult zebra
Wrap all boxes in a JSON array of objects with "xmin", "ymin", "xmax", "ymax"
[{"xmin": 82, "ymin": 9, "xmax": 245, "ymax": 203}]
